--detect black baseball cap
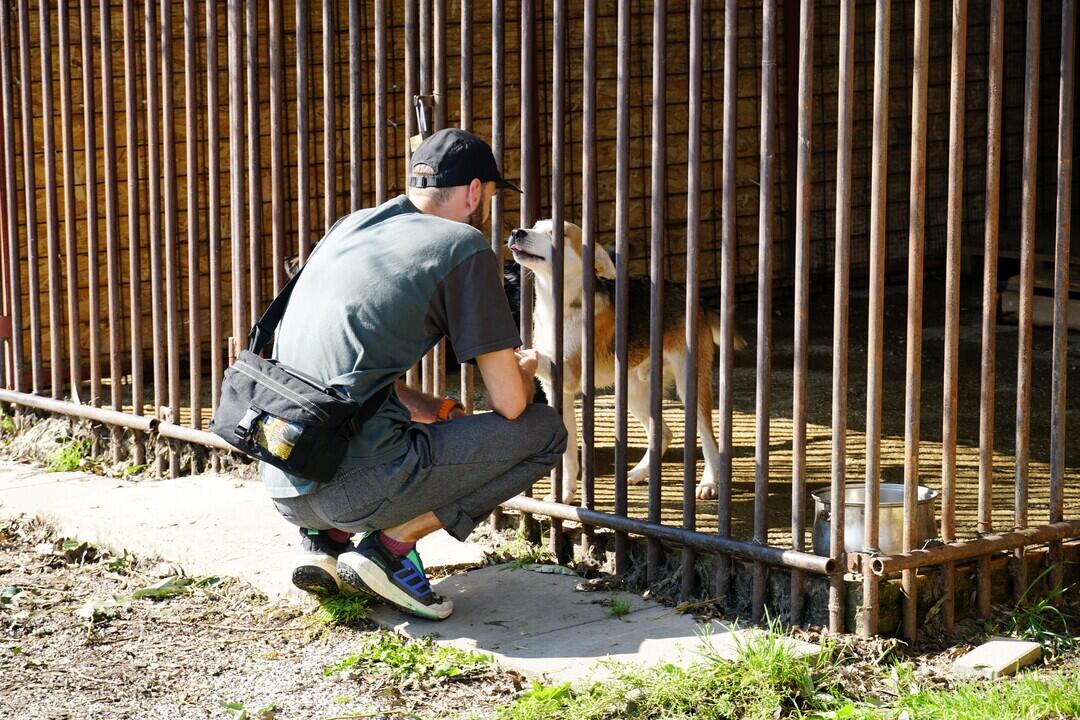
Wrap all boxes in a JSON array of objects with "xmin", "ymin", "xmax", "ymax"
[{"xmin": 408, "ymin": 128, "xmax": 523, "ymax": 193}]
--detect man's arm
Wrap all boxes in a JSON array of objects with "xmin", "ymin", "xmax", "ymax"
[
  {"xmin": 476, "ymin": 347, "xmax": 537, "ymax": 421},
  {"xmin": 395, "ymin": 380, "xmax": 465, "ymax": 423}
]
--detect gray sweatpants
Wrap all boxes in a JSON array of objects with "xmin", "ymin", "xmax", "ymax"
[{"xmin": 272, "ymin": 403, "xmax": 568, "ymax": 541}]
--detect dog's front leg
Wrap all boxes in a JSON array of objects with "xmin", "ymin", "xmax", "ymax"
[{"xmin": 555, "ymin": 388, "xmax": 579, "ymax": 503}]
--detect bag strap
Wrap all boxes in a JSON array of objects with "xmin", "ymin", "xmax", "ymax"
[{"xmin": 247, "ymin": 266, "xmax": 305, "ymax": 353}]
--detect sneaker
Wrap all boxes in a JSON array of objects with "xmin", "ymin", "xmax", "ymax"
[
  {"xmin": 336, "ymin": 533, "xmax": 454, "ymax": 620},
  {"xmin": 291, "ymin": 528, "xmax": 352, "ymax": 597}
]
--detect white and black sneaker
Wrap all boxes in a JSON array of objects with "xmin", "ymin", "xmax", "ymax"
[
  {"xmin": 337, "ymin": 533, "xmax": 453, "ymax": 620},
  {"xmin": 291, "ymin": 528, "xmax": 353, "ymax": 597}
]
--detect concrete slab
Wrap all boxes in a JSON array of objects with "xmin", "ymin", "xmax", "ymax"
[
  {"xmin": 370, "ymin": 563, "xmax": 821, "ymax": 686},
  {"xmin": 0, "ymin": 460, "xmax": 485, "ymax": 600},
  {"xmin": 952, "ymin": 638, "xmax": 1042, "ymax": 680}
]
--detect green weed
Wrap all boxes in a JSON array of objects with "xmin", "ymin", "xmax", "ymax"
[
  {"xmin": 312, "ymin": 592, "xmax": 371, "ymax": 629},
  {"xmin": 500, "ymin": 523, "xmax": 555, "ymax": 570},
  {"xmin": 47, "ymin": 439, "xmax": 92, "ymax": 473},
  {"xmin": 607, "ymin": 594, "xmax": 631, "ymax": 619},
  {"xmin": 999, "ymin": 564, "xmax": 1077, "ymax": 658},
  {"xmin": 324, "ymin": 631, "xmax": 491, "ymax": 681},
  {"xmin": 0, "ymin": 412, "xmax": 15, "ymax": 435}
]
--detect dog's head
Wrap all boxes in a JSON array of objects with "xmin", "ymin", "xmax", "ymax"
[{"xmin": 507, "ymin": 220, "xmax": 617, "ymax": 283}]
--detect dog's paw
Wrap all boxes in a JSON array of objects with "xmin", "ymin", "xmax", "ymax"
[
  {"xmin": 695, "ymin": 481, "xmax": 718, "ymax": 501},
  {"xmin": 544, "ymin": 479, "xmax": 578, "ymax": 504},
  {"xmin": 534, "ymin": 353, "xmax": 554, "ymax": 382},
  {"xmin": 627, "ymin": 464, "xmax": 650, "ymax": 485}
]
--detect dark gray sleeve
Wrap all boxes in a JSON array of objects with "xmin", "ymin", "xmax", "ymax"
[{"xmin": 426, "ymin": 250, "xmax": 521, "ymax": 362}]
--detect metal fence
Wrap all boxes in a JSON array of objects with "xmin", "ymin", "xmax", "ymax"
[{"xmin": 0, "ymin": 0, "xmax": 1077, "ymax": 641}]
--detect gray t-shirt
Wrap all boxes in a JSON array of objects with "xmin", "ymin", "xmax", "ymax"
[{"xmin": 261, "ymin": 195, "xmax": 520, "ymax": 498}]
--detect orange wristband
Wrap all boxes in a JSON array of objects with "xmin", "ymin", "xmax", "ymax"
[{"xmin": 435, "ymin": 398, "xmax": 459, "ymax": 422}]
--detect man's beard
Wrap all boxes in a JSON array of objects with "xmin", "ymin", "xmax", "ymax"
[{"xmin": 466, "ymin": 202, "xmax": 485, "ymax": 231}]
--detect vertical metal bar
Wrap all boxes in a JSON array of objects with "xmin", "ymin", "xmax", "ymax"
[
  {"xmin": 460, "ymin": 0, "xmax": 472, "ymax": 130},
  {"xmin": 903, "ymin": 0, "xmax": 930, "ymax": 643},
  {"xmin": 789, "ymin": 0, "xmax": 812, "ymax": 627},
  {"xmin": 102, "ymin": 0, "xmax": 123, "ymax": 457},
  {"xmin": 977, "ymin": 0, "xmax": 1004, "ymax": 621},
  {"xmin": 147, "ymin": 0, "xmax": 164, "ymax": 470},
  {"xmin": 647, "ymin": 0, "xmax": 667, "ymax": 587},
  {"xmin": 681, "ymin": 0, "xmax": 703, "ymax": 601},
  {"xmin": 613, "ymin": 0, "xmax": 630, "ymax": 574},
  {"xmin": 434, "ymin": 0, "xmax": 446, "ymax": 130},
  {"xmin": 352, "ymin": 0, "xmax": 364, "ymax": 210},
  {"xmin": 551, "ymin": 0, "xmax": 566, "ymax": 560},
  {"xmin": 247, "ymin": 0, "xmax": 262, "ymax": 320},
  {"xmin": 228, "ymin": 0, "xmax": 247, "ymax": 354},
  {"xmin": 161, "ymin": 0, "xmax": 180, "ymax": 475},
  {"xmin": 0, "ymin": 3, "xmax": 23, "ymax": 393},
  {"xmin": 18, "ymin": 0, "xmax": 40, "ymax": 395},
  {"xmin": 297, "ymin": 0, "xmax": 311, "ymax": 262},
  {"xmin": 485, "ymin": 0, "xmax": 504, "ymax": 509},
  {"xmin": 1014, "ymin": 0, "xmax": 1040, "ymax": 601},
  {"xmin": 862, "ymin": 0, "xmax": 891, "ymax": 640},
  {"xmin": 518, "ymin": 0, "xmax": 534, "ymax": 351},
  {"xmin": 81, "ymin": 0, "xmax": 101, "ymax": 408},
  {"xmin": 323, "ymin": 0, "xmax": 335, "ymax": 231},
  {"xmin": 420, "ymin": 0, "xmax": 431, "ymax": 99},
  {"xmin": 270, "ymin": 0, "xmax": 285, "ymax": 295},
  {"xmin": 124, "ymin": 0, "xmax": 145, "ymax": 463},
  {"xmin": 207, "ymin": 0, "xmax": 223, "ymax": 417},
  {"xmin": 1048, "ymin": 0, "xmax": 1075, "ymax": 594},
  {"xmin": 58, "ymin": 0, "xmax": 80, "ymax": 401},
  {"xmin": 940, "ymin": 0, "xmax": 967, "ymax": 632},
  {"xmin": 186, "ymin": 0, "xmax": 202, "ymax": 430},
  {"xmin": 830, "ymin": 0, "xmax": 856, "ymax": 635},
  {"xmin": 580, "ymin": 0, "xmax": 595, "ymax": 555},
  {"xmin": 374, "ymin": 0, "xmax": 387, "ymax": 205},
  {"xmin": 39, "ymin": 0, "xmax": 62, "ymax": 399},
  {"xmin": 752, "ymin": 0, "xmax": 777, "ymax": 625},
  {"xmin": 404, "ymin": 0, "xmax": 417, "ymax": 176}
]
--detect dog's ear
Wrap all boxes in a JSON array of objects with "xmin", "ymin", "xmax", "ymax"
[{"xmin": 593, "ymin": 245, "xmax": 617, "ymax": 279}]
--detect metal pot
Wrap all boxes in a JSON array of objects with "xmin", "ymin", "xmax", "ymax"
[{"xmin": 811, "ymin": 483, "xmax": 939, "ymax": 557}]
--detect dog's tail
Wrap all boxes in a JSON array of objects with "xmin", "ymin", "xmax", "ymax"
[{"xmin": 706, "ymin": 310, "xmax": 748, "ymax": 352}]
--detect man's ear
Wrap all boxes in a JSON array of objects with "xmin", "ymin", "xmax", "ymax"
[
  {"xmin": 468, "ymin": 178, "xmax": 484, "ymax": 209},
  {"xmin": 594, "ymin": 245, "xmax": 617, "ymax": 279}
]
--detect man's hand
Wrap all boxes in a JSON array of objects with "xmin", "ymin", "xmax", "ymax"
[{"xmin": 395, "ymin": 381, "xmax": 466, "ymax": 423}]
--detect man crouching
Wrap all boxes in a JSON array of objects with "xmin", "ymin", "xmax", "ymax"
[{"xmin": 263, "ymin": 128, "xmax": 567, "ymax": 620}]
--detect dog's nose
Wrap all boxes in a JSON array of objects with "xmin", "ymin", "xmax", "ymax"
[{"xmin": 509, "ymin": 228, "xmax": 526, "ymax": 241}]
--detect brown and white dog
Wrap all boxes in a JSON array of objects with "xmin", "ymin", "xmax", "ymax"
[{"xmin": 508, "ymin": 220, "xmax": 742, "ymax": 503}]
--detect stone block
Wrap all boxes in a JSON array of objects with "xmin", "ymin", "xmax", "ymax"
[{"xmin": 951, "ymin": 638, "xmax": 1042, "ymax": 680}]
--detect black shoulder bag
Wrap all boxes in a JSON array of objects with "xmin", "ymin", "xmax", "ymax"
[{"xmin": 209, "ymin": 264, "xmax": 391, "ymax": 481}]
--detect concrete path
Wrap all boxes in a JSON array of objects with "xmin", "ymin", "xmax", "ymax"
[{"xmin": 0, "ymin": 459, "xmax": 820, "ymax": 685}]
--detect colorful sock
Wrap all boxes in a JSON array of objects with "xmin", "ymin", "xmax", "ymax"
[{"xmin": 378, "ymin": 531, "xmax": 416, "ymax": 558}]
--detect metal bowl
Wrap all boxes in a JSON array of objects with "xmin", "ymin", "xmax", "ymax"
[{"xmin": 811, "ymin": 483, "xmax": 939, "ymax": 557}]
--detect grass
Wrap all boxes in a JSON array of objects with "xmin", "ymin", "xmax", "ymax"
[
  {"xmin": 46, "ymin": 438, "xmax": 92, "ymax": 473},
  {"xmin": 997, "ymin": 565, "xmax": 1077, "ymax": 659},
  {"xmin": 607, "ymin": 594, "xmax": 632, "ymax": 619},
  {"xmin": 0, "ymin": 411, "xmax": 15, "ymax": 436},
  {"xmin": 499, "ymin": 523, "xmax": 555, "ymax": 570},
  {"xmin": 324, "ymin": 631, "xmax": 492, "ymax": 681},
  {"xmin": 312, "ymin": 593, "xmax": 371, "ymax": 629}
]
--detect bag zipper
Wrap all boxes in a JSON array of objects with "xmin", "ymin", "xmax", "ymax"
[{"xmin": 233, "ymin": 360, "xmax": 332, "ymax": 423}]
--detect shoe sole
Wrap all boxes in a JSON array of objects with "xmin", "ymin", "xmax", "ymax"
[
  {"xmin": 291, "ymin": 565, "xmax": 340, "ymax": 597},
  {"xmin": 337, "ymin": 557, "xmax": 452, "ymax": 621}
]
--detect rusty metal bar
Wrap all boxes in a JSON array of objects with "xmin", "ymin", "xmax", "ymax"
[
  {"xmin": 58, "ymin": 0, "xmax": 80, "ymax": 402},
  {"xmin": 646, "ymin": 0, "xmax": 667, "ymax": 586},
  {"xmin": 434, "ymin": 0, "xmax": 446, "ymax": 130},
  {"xmin": 872, "ymin": 521, "xmax": 1080, "ymax": 575},
  {"xmin": 39, "ymin": 1, "xmax": 62, "ymax": 399},
  {"xmin": 1049, "ymin": 0, "xmax": 1075, "ymax": 594},
  {"xmin": 902, "ymin": 0, "xmax": 930, "ymax": 642},
  {"xmin": 830, "ymin": 0, "xmax": 856, "ymax": 635},
  {"xmin": 270, "ymin": 0, "xmax": 285, "ymax": 295},
  {"xmin": 681, "ymin": 0, "xmax": 703, "ymax": 601},
  {"xmin": 789, "ymin": 0, "xmax": 812, "ymax": 627},
  {"xmin": 550, "ymin": 0, "xmax": 566, "ymax": 560},
  {"xmin": 123, "ymin": 0, "xmax": 145, "ymax": 463},
  {"xmin": 404, "ymin": 0, "xmax": 417, "ymax": 176},
  {"xmin": 81, "ymin": 0, "xmax": 101, "ymax": 408},
  {"xmin": 1014, "ymin": 0, "xmax": 1040, "ymax": 601},
  {"xmin": 102, "ymin": 0, "xmax": 123, "ymax": 453},
  {"xmin": 752, "ymin": 0, "xmax": 777, "ymax": 625},
  {"xmin": 502, "ymin": 496, "xmax": 837, "ymax": 575},
  {"xmin": 161, "ymin": 0, "xmax": 181, "ymax": 474},
  {"xmin": 228, "ymin": 0, "xmax": 247, "ymax": 354},
  {"xmin": 0, "ymin": 3, "xmax": 22, "ymax": 393},
  {"xmin": 485, "ymin": 0, "xmax": 504, "ymax": 502},
  {"xmin": 247, "ymin": 0, "xmax": 262, "ymax": 320},
  {"xmin": 613, "ymin": 0, "xmax": 630, "ymax": 575},
  {"xmin": 579, "ymin": 0, "xmax": 596, "ymax": 556},
  {"xmin": 716, "ymin": 0, "xmax": 737, "ymax": 607},
  {"xmin": 460, "ymin": 0, "xmax": 472, "ymax": 129},
  {"xmin": 939, "ymin": 0, "xmax": 967, "ymax": 632},
  {"xmin": 977, "ymin": 0, "xmax": 1004, "ymax": 621},
  {"xmin": 186, "ymin": 0, "xmax": 202, "ymax": 431},
  {"xmin": 323, "ymin": 0, "xmax": 335, "ymax": 231},
  {"xmin": 147, "ymin": 0, "xmax": 164, "ymax": 470},
  {"xmin": 18, "ymin": 0, "xmax": 40, "ymax": 395},
  {"xmin": 0, "ymin": 388, "xmax": 156, "ymax": 433},
  {"xmin": 351, "ymin": 0, "xmax": 363, "ymax": 210},
  {"xmin": 374, "ymin": 0, "xmax": 387, "ymax": 204},
  {"xmin": 207, "ymin": 0, "xmax": 223, "ymax": 415},
  {"xmin": 518, "ymin": 0, "xmax": 534, "ymax": 350},
  {"xmin": 297, "ymin": 0, "xmax": 312, "ymax": 262},
  {"xmin": 157, "ymin": 421, "xmax": 235, "ymax": 451}
]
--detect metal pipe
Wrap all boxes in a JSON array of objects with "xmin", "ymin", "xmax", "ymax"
[
  {"xmin": 161, "ymin": 0, "xmax": 180, "ymax": 475},
  {"xmin": 580, "ymin": 0, "xmax": 596, "ymax": 557},
  {"xmin": 102, "ymin": 0, "xmax": 124, "ymax": 458},
  {"xmin": 297, "ymin": 0, "xmax": 312, "ymax": 263},
  {"xmin": 830, "ymin": 0, "xmax": 856, "ymax": 635},
  {"xmin": 18, "ymin": 0, "xmax": 40, "ymax": 395},
  {"xmin": 38, "ymin": 0, "xmax": 62, "ymax": 399},
  {"xmin": 551, "ymin": 0, "xmax": 566, "ymax": 561},
  {"xmin": 1049, "ymin": 0, "xmax": 1075, "ymax": 593},
  {"xmin": 247, "ymin": 0, "xmax": 262, "ymax": 320},
  {"xmin": 351, "ymin": 0, "xmax": 362, "ymax": 209},
  {"xmin": 647, "ymin": 0, "xmax": 667, "ymax": 588},
  {"xmin": 487, "ymin": 0, "xmax": 504, "ymax": 530},
  {"xmin": 518, "ymin": 0, "xmax": 537, "ymax": 538},
  {"xmin": 228, "ymin": 0, "xmax": 247, "ymax": 350},
  {"xmin": 716, "ymin": 0, "xmax": 737, "ymax": 607},
  {"xmin": 502, "ymin": 496, "xmax": 837, "ymax": 575},
  {"xmin": 434, "ymin": 0, "xmax": 446, "ymax": 130},
  {"xmin": 157, "ymin": 421, "xmax": 235, "ymax": 451},
  {"xmin": 374, "ymin": 0, "xmax": 387, "ymax": 204},
  {"xmin": 124, "ymin": 0, "xmax": 145, "ymax": 463},
  {"xmin": 404, "ymin": 0, "xmax": 417, "ymax": 176},
  {"xmin": 0, "ymin": 389, "xmax": 156, "ymax": 433},
  {"xmin": 186, "ymin": 0, "xmax": 202, "ymax": 431},
  {"xmin": 903, "ymin": 0, "xmax": 930, "ymax": 642},
  {"xmin": 872, "ymin": 521, "xmax": 1080, "ymax": 575},
  {"xmin": 58, "ymin": 0, "xmax": 80, "ymax": 402},
  {"xmin": 80, "ymin": 0, "xmax": 101, "ymax": 408},
  {"xmin": 207, "ymin": 0, "xmax": 223, "ymax": 415},
  {"xmin": 0, "ymin": 3, "xmax": 22, "ymax": 393},
  {"xmin": 1014, "ymin": 0, "xmax": 1040, "ymax": 601},
  {"xmin": 789, "ymin": 0, "xmax": 812, "ymax": 627},
  {"xmin": 613, "ymin": 0, "xmax": 630, "ymax": 575},
  {"xmin": 269, "ymin": 0, "xmax": 285, "ymax": 295},
  {"xmin": 460, "ymin": 0, "xmax": 472, "ymax": 129},
  {"xmin": 144, "ymin": 0, "xmax": 161, "ymax": 437},
  {"xmin": 323, "ymin": 0, "xmax": 335, "ymax": 231}
]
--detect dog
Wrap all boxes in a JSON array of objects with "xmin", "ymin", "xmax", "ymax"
[{"xmin": 508, "ymin": 220, "xmax": 744, "ymax": 503}]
